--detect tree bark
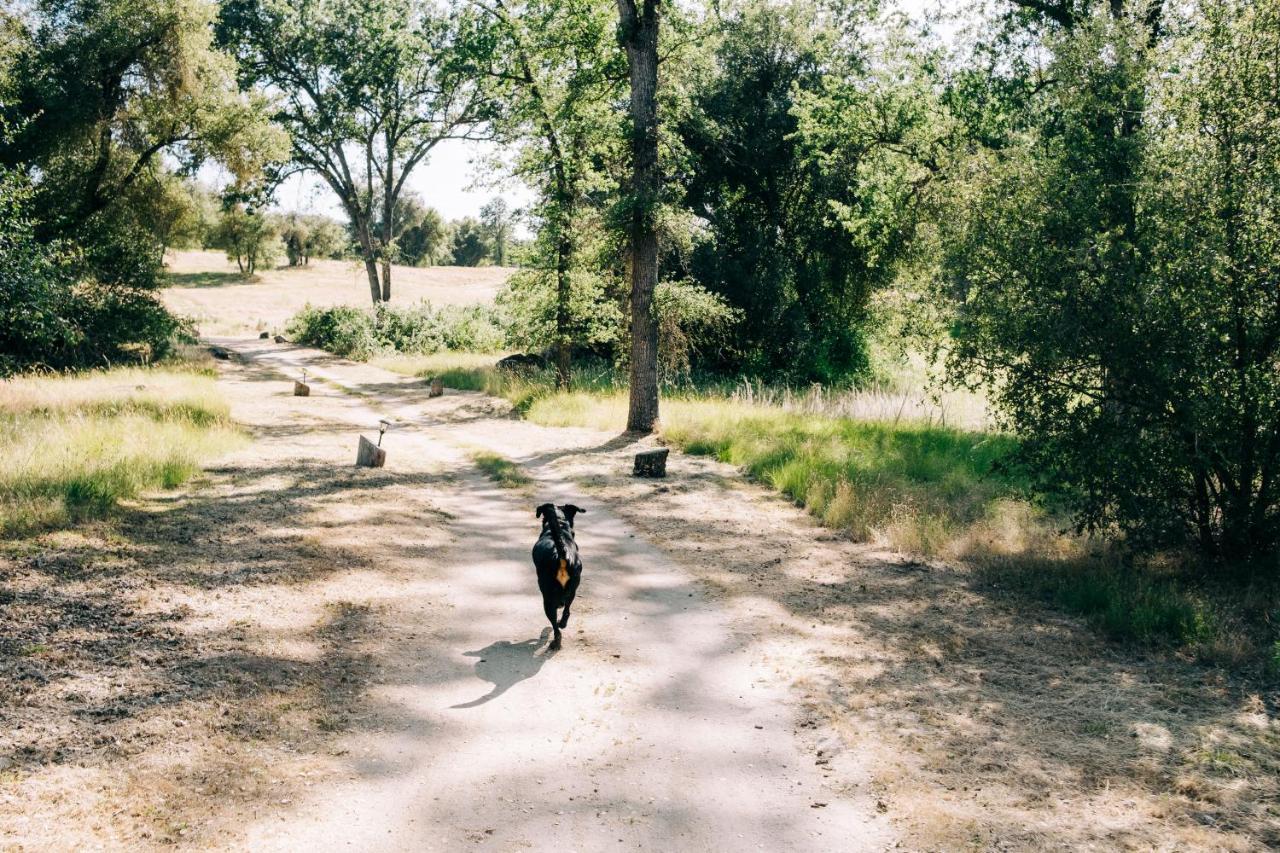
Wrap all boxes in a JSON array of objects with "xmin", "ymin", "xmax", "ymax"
[
  {"xmin": 555, "ymin": 222, "xmax": 573, "ymax": 389},
  {"xmin": 352, "ymin": 215, "xmax": 383, "ymax": 305},
  {"xmin": 381, "ymin": 141, "xmax": 394, "ymax": 302},
  {"xmin": 618, "ymin": 0, "xmax": 661, "ymax": 434}
]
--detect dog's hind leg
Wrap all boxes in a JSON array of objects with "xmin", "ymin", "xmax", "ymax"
[
  {"xmin": 558, "ymin": 576, "xmax": 579, "ymax": 629},
  {"xmin": 543, "ymin": 597, "xmax": 562, "ymax": 649}
]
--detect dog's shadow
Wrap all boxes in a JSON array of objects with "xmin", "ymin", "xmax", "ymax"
[{"xmin": 450, "ymin": 628, "xmax": 558, "ymax": 709}]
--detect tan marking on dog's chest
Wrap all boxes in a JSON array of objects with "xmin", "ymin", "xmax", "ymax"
[{"xmin": 556, "ymin": 558, "xmax": 569, "ymax": 587}]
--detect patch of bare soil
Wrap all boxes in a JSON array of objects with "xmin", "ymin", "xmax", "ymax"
[
  {"xmin": 0, "ymin": 360, "xmax": 462, "ymax": 849},
  {"xmin": 162, "ymin": 249, "xmax": 512, "ymax": 336}
]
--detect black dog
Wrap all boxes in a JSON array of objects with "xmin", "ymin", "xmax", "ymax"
[{"xmin": 532, "ymin": 503, "xmax": 585, "ymax": 650}]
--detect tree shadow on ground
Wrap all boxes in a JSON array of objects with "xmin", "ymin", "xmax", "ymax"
[
  {"xmin": 542, "ymin": 443, "xmax": 1280, "ymax": 850},
  {"xmin": 166, "ymin": 271, "xmax": 252, "ymax": 288}
]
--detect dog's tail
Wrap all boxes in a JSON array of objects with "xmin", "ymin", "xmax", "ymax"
[{"xmin": 546, "ymin": 509, "xmax": 570, "ymax": 587}]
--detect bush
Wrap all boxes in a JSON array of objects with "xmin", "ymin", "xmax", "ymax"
[
  {"xmin": 943, "ymin": 3, "xmax": 1280, "ymax": 565},
  {"xmin": 0, "ymin": 166, "xmax": 183, "ymax": 375},
  {"xmin": 286, "ymin": 301, "xmax": 505, "ymax": 360}
]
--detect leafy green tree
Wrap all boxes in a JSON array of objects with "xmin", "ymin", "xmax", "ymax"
[
  {"xmin": 480, "ymin": 197, "xmax": 515, "ymax": 266},
  {"xmin": 398, "ymin": 204, "xmax": 447, "ymax": 266},
  {"xmin": 674, "ymin": 2, "xmax": 936, "ymax": 382},
  {"xmin": 3, "ymin": 0, "xmax": 284, "ymax": 286},
  {"xmin": 212, "ymin": 204, "xmax": 278, "ymax": 275},
  {"xmin": 473, "ymin": 0, "xmax": 623, "ymax": 386},
  {"xmin": 280, "ymin": 213, "xmax": 347, "ymax": 265},
  {"xmin": 217, "ymin": 0, "xmax": 490, "ymax": 303},
  {"xmin": 943, "ymin": 0, "xmax": 1280, "ymax": 563},
  {"xmin": 450, "ymin": 217, "xmax": 492, "ymax": 266}
]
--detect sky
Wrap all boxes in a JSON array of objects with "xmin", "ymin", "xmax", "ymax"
[{"xmin": 257, "ymin": 0, "xmax": 951, "ymax": 226}]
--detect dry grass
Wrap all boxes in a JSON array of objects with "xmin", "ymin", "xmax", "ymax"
[
  {"xmin": 162, "ymin": 249, "xmax": 514, "ymax": 336},
  {"xmin": 0, "ymin": 363, "xmax": 243, "ymax": 533}
]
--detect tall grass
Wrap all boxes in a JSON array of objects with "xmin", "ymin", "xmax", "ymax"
[
  {"xmin": 0, "ymin": 366, "xmax": 242, "ymax": 534},
  {"xmin": 376, "ymin": 353, "xmax": 1024, "ymax": 556}
]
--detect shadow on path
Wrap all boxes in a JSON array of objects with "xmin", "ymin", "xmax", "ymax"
[{"xmin": 451, "ymin": 629, "xmax": 557, "ymax": 709}]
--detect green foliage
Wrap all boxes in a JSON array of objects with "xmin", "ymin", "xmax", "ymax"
[
  {"xmin": 210, "ymin": 204, "xmax": 279, "ymax": 275},
  {"xmin": 3, "ymin": 0, "xmax": 284, "ymax": 278},
  {"xmin": 280, "ymin": 213, "xmax": 347, "ymax": 265},
  {"xmin": 943, "ymin": 1, "xmax": 1280, "ymax": 565},
  {"xmin": 449, "ymin": 218, "xmax": 492, "ymax": 266},
  {"xmin": 286, "ymin": 302, "xmax": 505, "ymax": 360},
  {"xmin": 674, "ymin": 2, "xmax": 933, "ymax": 383},
  {"xmin": 217, "ymin": 0, "xmax": 490, "ymax": 303},
  {"xmin": 497, "ymin": 268, "xmax": 623, "ymax": 354},
  {"xmin": 652, "ymin": 279, "xmax": 740, "ymax": 380},
  {"xmin": 0, "ymin": 163, "xmax": 182, "ymax": 375},
  {"xmin": 390, "ymin": 196, "xmax": 447, "ymax": 266}
]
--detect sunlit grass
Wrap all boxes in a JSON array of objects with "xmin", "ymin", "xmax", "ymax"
[
  {"xmin": 470, "ymin": 451, "xmax": 532, "ymax": 489},
  {"xmin": 0, "ymin": 365, "xmax": 243, "ymax": 534}
]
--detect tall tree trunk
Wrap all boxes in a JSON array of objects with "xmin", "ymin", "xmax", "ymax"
[
  {"xmin": 381, "ymin": 150, "xmax": 394, "ymax": 302},
  {"xmin": 352, "ymin": 215, "xmax": 383, "ymax": 305},
  {"xmin": 555, "ymin": 218, "xmax": 572, "ymax": 390},
  {"xmin": 618, "ymin": 0, "xmax": 661, "ymax": 434}
]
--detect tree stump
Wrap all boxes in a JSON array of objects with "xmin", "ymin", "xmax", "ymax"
[
  {"xmin": 259, "ymin": 331, "xmax": 270, "ymax": 339},
  {"xmin": 293, "ymin": 381, "xmax": 311, "ymax": 397},
  {"xmin": 633, "ymin": 448, "xmax": 669, "ymax": 478},
  {"xmin": 356, "ymin": 435, "xmax": 386, "ymax": 468},
  {"xmin": 428, "ymin": 378, "xmax": 444, "ymax": 398},
  {"xmin": 274, "ymin": 335, "xmax": 288, "ymax": 344}
]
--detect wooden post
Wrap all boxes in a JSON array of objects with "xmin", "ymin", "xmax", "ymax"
[
  {"xmin": 356, "ymin": 435, "xmax": 386, "ymax": 468},
  {"xmin": 633, "ymin": 448, "xmax": 669, "ymax": 478},
  {"xmin": 429, "ymin": 378, "xmax": 444, "ymax": 398},
  {"xmin": 293, "ymin": 381, "xmax": 311, "ymax": 397}
]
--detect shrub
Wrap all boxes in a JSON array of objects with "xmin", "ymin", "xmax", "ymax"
[
  {"xmin": 943, "ymin": 3, "xmax": 1280, "ymax": 565},
  {"xmin": 286, "ymin": 305, "xmax": 380, "ymax": 359},
  {"xmin": 0, "ymin": 166, "xmax": 183, "ymax": 375},
  {"xmin": 286, "ymin": 301, "xmax": 505, "ymax": 360}
]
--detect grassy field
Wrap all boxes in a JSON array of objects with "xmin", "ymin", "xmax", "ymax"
[
  {"xmin": 162, "ymin": 249, "xmax": 514, "ymax": 337},
  {"xmin": 0, "ymin": 356, "xmax": 243, "ymax": 534}
]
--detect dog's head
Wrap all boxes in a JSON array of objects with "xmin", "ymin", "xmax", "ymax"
[{"xmin": 535, "ymin": 503, "xmax": 586, "ymax": 528}]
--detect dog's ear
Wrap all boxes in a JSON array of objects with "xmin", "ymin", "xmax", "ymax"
[
  {"xmin": 535, "ymin": 503, "xmax": 550, "ymax": 519},
  {"xmin": 561, "ymin": 504, "xmax": 585, "ymax": 524}
]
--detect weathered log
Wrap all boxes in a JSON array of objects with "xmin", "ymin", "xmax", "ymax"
[
  {"xmin": 274, "ymin": 335, "xmax": 288, "ymax": 344},
  {"xmin": 210, "ymin": 346, "xmax": 231, "ymax": 361},
  {"xmin": 428, "ymin": 378, "xmax": 444, "ymax": 398},
  {"xmin": 633, "ymin": 447, "xmax": 669, "ymax": 478},
  {"xmin": 293, "ymin": 381, "xmax": 311, "ymax": 397},
  {"xmin": 356, "ymin": 435, "xmax": 386, "ymax": 468}
]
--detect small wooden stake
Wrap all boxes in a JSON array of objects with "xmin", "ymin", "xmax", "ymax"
[
  {"xmin": 293, "ymin": 381, "xmax": 311, "ymax": 397},
  {"xmin": 356, "ymin": 435, "xmax": 386, "ymax": 468},
  {"xmin": 633, "ymin": 448, "xmax": 669, "ymax": 478},
  {"xmin": 429, "ymin": 377, "xmax": 444, "ymax": 398}
]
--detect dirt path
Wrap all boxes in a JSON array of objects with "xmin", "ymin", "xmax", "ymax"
[
  {"xmin": 205, "ymin": 339, "xmax": 895, "ymax": 851},
  {"xmin": 5, "ymin": 339, "xmax": 1273, "ymax": 851}
]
